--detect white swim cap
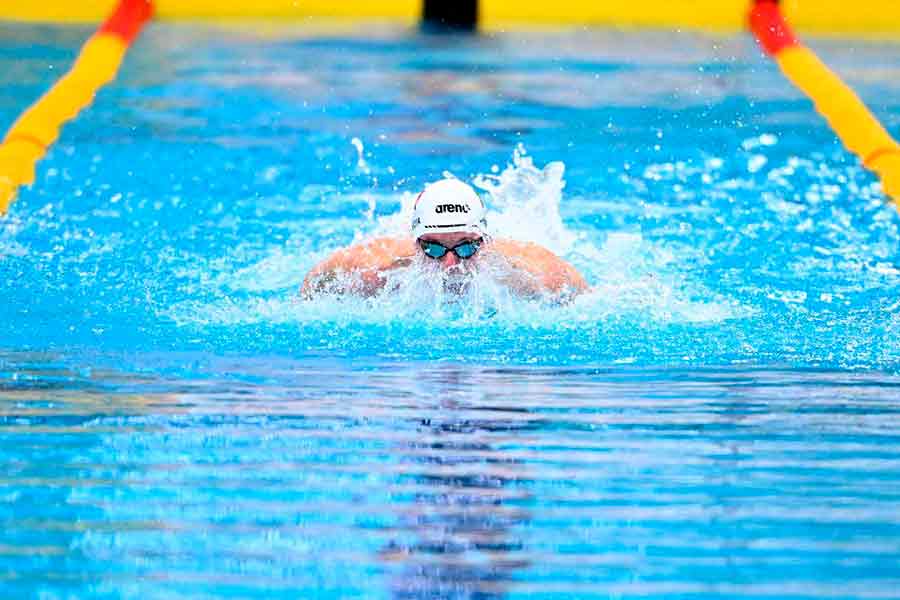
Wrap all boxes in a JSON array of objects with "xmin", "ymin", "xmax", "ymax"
[{"xmin": 411, "ymin": 179, "xmax": 487, "ymax": 239}]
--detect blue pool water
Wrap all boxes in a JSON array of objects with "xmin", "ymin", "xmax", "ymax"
[{"xmin": 2, "ymin": 21, "xmax": 900, "ymax": 598}]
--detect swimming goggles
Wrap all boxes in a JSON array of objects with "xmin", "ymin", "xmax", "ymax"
[{"xmin": 418, "ymin": 238, "xmax": 483, "ymax": 260}]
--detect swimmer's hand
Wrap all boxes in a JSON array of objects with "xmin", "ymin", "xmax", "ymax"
[{"xmin": 302, "ymin": 237, "xmax": 416, "ymax": 299}]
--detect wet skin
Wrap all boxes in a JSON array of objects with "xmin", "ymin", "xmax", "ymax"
[{"xmin": 301, "ymin": 233, "xmax": 588, "ymax": 300}]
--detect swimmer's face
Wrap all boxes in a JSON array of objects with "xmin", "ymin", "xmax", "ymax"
[
  {"xmin": 417, "ymin": 232, "xmax": 484, "ymax": 296},
  {"xmin": 416, "ymin": 232, "xmax": 484, "ymax": 270}
]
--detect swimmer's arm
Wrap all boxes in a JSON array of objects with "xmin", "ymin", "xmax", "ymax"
[
  {"xmin": 301, "ymin": 237, "xmax": 416, "ymax": 298},
  {"xmin": 490, "ymin": 239, "xmax": 589, "ymax": 298}
]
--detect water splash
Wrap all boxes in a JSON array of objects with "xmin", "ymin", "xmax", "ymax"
[
  {"xmin": 474, "ymin": 144, "xmax": 579, "ymax": 255},
  {"xmin": 166, "ymin": 146, "xmax": 748, "ymax": 328}
]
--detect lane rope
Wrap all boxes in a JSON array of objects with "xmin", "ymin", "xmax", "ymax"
[
  {"xmin": 5, "ymin": 1, "xmax": 900, "ymax": 35},
  {"xmin": 0, "ymin": 0, "xmax": 153, "ymax": 214},
  {"xmin": 748, "ymin": 0, "xmax": 900, "ymax": 206}
]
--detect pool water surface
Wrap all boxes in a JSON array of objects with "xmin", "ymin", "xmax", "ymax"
[{"xmin": 2, "ymin": 22, "xmax": 900, "ymax": 599}]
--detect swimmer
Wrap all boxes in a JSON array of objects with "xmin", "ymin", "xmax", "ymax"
[{"xmin": 302, "ymin": 179, "xmax": 588, "ymax": 300}]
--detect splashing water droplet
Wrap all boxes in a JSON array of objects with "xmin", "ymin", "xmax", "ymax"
[{"xmin": 350, "ymin": 137, "xmax": 370, "ymax": 175}]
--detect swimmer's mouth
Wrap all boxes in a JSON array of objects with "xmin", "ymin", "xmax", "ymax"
[
  {"xmin": 441, "ymin": 270, "xmax": 472, "ymax": 295},
  {"xmin": 443, "ymin": 281, "xmax": 468, "ymax": 296}
]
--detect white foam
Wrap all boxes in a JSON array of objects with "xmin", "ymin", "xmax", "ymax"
[{"xmin": 168, "ymin": 146, "xmax": 751, "ymax": 327}]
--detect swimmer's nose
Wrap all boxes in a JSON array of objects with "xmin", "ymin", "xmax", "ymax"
[{"xmin": 440, "ymin": 252, "xmax": 460, "ymax": 267}]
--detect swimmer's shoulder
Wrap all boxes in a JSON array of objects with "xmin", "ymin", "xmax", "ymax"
[
  {"xmin": 365, "ymin": 236, "xmax": 416, "ymax": 257},
  {"xmin": 490, "ymin": 238, "xmax": 560, "ymax": 262},
  {"xmin": 323, "ymin": 236, "xmax": 415, "ymax": 266},
  {"xmin": 492, "ymin": 238, "xmax": 564, "ymax": 267},
  {"xmin": 490, "ymin": 238, "xmax": 588, "ymax": 294},
  {"xmin": 303, "ymin": 236, "xmax": 416, "ymax": 298},
  {"xmin": 307, "ymin": 236, "xmax": 412, "ymax": 275}
]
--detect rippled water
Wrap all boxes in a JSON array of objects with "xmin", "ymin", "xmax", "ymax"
[
  {"xmin": 5, "ymin": 355, "xmax": 900, "ymax": 598},
  {"xmin": 2, "ymin": 22, "xmax": 900, "ymax": 598}
]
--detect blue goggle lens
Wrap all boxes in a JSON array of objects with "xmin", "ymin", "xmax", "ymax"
[
  {"xmin": 454, "ymin": 241, "xmax": 479, "ymax": 258},
  {"xmin": 419, "ymin": 239, "xmax": 482, "ymax": 260},
  {"xmin": 421, "ymin": 241, "xmax": 447, "ymax": 258}
]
